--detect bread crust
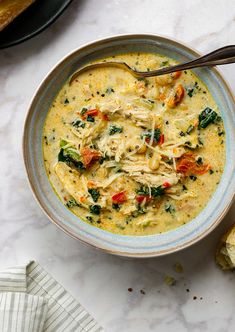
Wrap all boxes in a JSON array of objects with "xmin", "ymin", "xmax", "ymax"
[
  {"xmin": 216, "ymin": 224, "xmax": 235, "ymax": 270},
  {"xmin": 0, "ymin": 0, "xmax": 35, "ymax": 31}
]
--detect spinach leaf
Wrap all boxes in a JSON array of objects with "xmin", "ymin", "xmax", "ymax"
[
  {"xmin": 136, "ymin": 186, "xmax": 150, "ymax": 196},
  {"xmin": 153, "ymin": 128, "xmax": 161, "ymax": 141},
  {"xmin": 109, "ymin": 125, "xmax": 123, "ymax": 135},
  {"xmin": 58, "ymin": 140, "xmax": 85, "ymax": 170},
  {"xmin": 112, "ymin": 203, "xmax": 120, "ymax": 211},
  {"xmin": 151, "ymin": 186, "xmax": 165, "ymax": 197},
  {"xmin": 89, "ymin": 205, "xmax": 101, "ymax": 215},
  {"xmin": 80, "ymin": 107, "xmax": 88, "ymax": 116},
  {"xmin": 136, "ymin": 185, "xmax": 165, "ymax": 197},
  {"xmin": 99, "ymin": 154, "xmax": 110, "ymax": 164},
  {"xmin": 186, "ymin": 88, "xmax": 194, "ymax": 98},
  {"xmin": 72, "ymin": 119, "xmax": 85, "ymax": 128},
  {"xmin": 66, "ymin": 198, "xmax": 78, "ymax": 208},
  {"xmin": 88, "ymin": 188, "xmax": 100, "ymax": 202},
  {"xmin": 137, "ymin": 204, "xmax": 147, "ymax": 214},
  {"xmin": 189, "ymin": 175, "xmax": 197, "ymax": 181},
  {"xmin": 60, "ymin": 139, "xmax": 69, "ymax": 148},
  {"xmin": 196, "ymin": 156, "xmax": 203, "ymax": 165},
  {"xmin": 198, "ymin": 108, "xmax": 219, "ymax": 129},
  {"xmin": 132, "ymin": 205, "xmax": 147, "ymax": 217},
  {"xmin": 87, "ymin": 115, "xmax": 95, "ymax": 122},
  {"xmin": 165, "ymin": 203, "xmax": 175, "ymax": 214},
  {"xmin": 141, "ymin": 128, "xmax": 161, "ymax": 143},
  {"xmin": 75, "ymin": 161, "xmax": 86, "ymax": 170},
  {"xmin": 186, "ymin": 82, "xmax": 199, "ymax": 98}
]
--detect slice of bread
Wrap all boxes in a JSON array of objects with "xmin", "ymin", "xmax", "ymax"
[
  {"xmin": 216, "ymin": 225, "xmax": 235, "ymax": 270},
  {"xmin": 0, "ymin": 0, "xmax": 35, "ymax": 31}
]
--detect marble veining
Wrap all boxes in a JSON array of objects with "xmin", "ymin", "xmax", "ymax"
[{"xmin": 0, "ymin": 0, "xmax": 234, "ymax": 331}]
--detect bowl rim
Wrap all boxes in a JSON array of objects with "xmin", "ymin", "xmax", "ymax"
[{"xmin": 23, "ymin": 33, "xmax": 235, "ymax": 258}]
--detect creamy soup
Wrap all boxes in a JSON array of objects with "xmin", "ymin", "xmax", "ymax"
[{"xmin": 43, "ymin": 53, "xmax": 225, "ymax": 235}]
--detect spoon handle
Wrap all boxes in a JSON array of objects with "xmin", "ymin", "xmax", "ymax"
[
  {"xmin": 142, "ymin": 45, "xmax": 235, "ymax": 77},
  {"xmin": 69, "ymin": 45, "xmax": 235, "ymax": 83}
]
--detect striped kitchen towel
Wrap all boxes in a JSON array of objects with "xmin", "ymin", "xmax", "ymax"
[{"xmin": 0, "ymin": 261, "xmax": 103, "ymax": 332}]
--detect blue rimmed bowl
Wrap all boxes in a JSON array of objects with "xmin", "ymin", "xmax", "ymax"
[{"xmin": 23, "ymin": 34, "xmax": 235, "ymax": 257}]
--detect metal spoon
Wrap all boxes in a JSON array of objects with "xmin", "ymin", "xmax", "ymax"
[{"xmin": 69, "ymin": 45, "xmax": 235, "ymax": 84}]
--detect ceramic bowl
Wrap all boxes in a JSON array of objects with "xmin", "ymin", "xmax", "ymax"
[{"xmin": 23, "ymin": 34, "xmax": 235, "ymax": 257}]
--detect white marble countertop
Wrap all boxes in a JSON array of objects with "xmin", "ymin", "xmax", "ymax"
[{"xmin": 0, "ymin": 0, "xmax": 235, "ymax": 331}]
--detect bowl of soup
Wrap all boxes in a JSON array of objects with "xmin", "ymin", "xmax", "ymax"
[{"xmin": 23, "ymin": 34, "xmax": 235, "ymax": 257}]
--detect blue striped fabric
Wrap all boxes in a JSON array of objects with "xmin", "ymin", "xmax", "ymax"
[{"xmin": 0, "ymin": 262, "xmax": 103, "ymax": 332}]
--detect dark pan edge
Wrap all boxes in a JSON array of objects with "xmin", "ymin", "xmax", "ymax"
[{"xmin": 0, "ymin": 0, "xmax": 73, "ymax": 49}]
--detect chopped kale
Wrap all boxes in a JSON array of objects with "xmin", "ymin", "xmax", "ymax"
[
  {"xmin": 89, "ymin": 205, "xmax": 101, "ymax": 215},
  {"xmin": 64, "ymin": 98, "xmax": 69, "ymax": 104},
  {"xmin": 72, "ymin": 119, "xmax": 86, "ymax": 128},
  {"xmin": 109, "ymin": 125, "xmax": 123, "ymax": 135},
  {"xmin": 198, "ymin": 107, "xmax": 220, "ymax": 129},
  {"xmin": 189, "ymin": 175, "xmax": 197, "ymax": 181},
  {"xmin": 66, "ymin": 198, "xmax": 78, "ymax": 208},
  {"xmin": 165, "ymin": 203, "xmax": 175, "ymax": 214},
  {"xmin": 88, "ymin": 188, "xmax": 100, "ymax": 202},
  {"xmin": 209, "ymin": 169, "xmax": 214, "ymax": 174},
  {"xmin": 182, "ymin": 185, "xmax": 188, "ymax": 191}
]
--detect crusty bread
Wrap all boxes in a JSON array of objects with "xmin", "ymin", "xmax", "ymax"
[
  {"xmin": 0, "ymin": 0, "xmax": 35, "ymax": 32},
  {"xmin": 216, "ymin": 225, "xmax": 235, "ymax": 270}
]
